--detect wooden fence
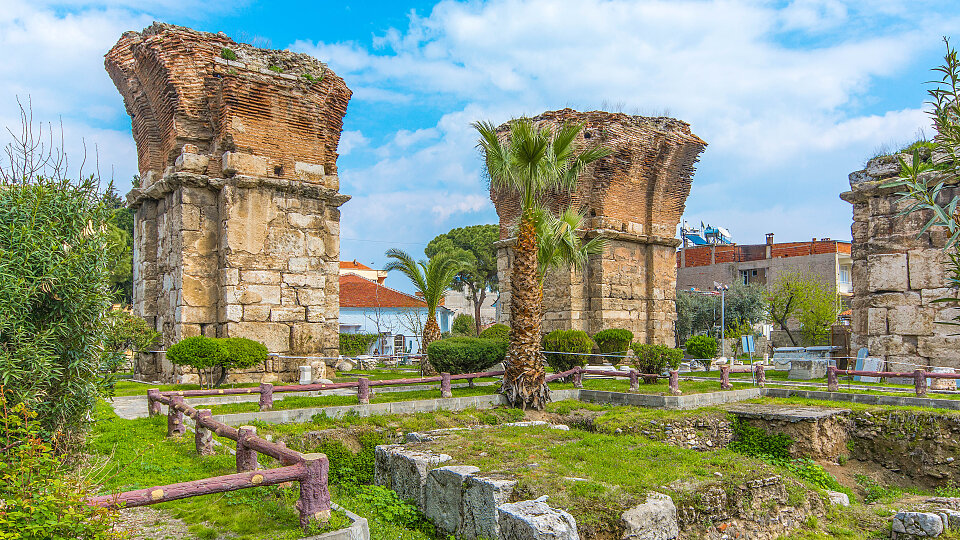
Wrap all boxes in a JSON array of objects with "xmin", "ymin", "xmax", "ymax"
[{"xmin": 89, "ymin": 393, "xmax": 331, "ymax": 532}]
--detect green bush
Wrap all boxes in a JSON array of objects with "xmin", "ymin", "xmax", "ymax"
[
  {"xmin": 100, "ymin": 310, "xmax": 161, "ymax": 391},
  {"xmin": 167, "ymin": 336, "xmax": 227, "ymax": 370},
  {"xmin": 542, "ymin": 330, "xmax": 594, "ymax": 374},
  {"xmin": 479, "ymin": 323, "xmax": 510, "ymax": 341},
  {"xmin": 0, "ymin": 398, "xmax": 121, "ymax": 538},
  {"xmin": 0, "ymin": 176, "xmax": 115, "ymax": 440},
  {"xmin": 218, "ymin": 337, "xmax": 268, "ymax": 385},
  {"xmin": 592, "ymin": 329, "xmax": 633, "ymax": 363},
  {"xmin": 728, "ymin": 417, "xmax": 792, "ymax": 460},
  {"xmin": 426, "ymin": 337, "xmax": 507, "ymax": 374},
  {"xmin": 685, "ymin": 335, "xmax": 718, "ymax": 361},
  {"xmin": 630, "ymin": 343, "xmax": 683, "ymax": 379},
  {"xmin": 451, "ymin": 314, "xmax": 476, "ymax": 336},
  {"xmin": 339, "ymin": 333, "xmax": 378, "ymax": 357}
]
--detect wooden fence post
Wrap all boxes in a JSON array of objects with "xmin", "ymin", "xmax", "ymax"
[
  {"xmin": 259, "ymin": 382, "xmax": 274, "ymax": 411},
  {"xmin": 755, "ymin": 364, "xmax": 766, "ymax": 388},
  {"xmin": 827, "ymin": 366, "xmax": 839, "ymax": 392},
  {"xmin": 236, "ymin": 426, "xmax": 259, "ymax": 473},
  {"xmin": 297, "ymin": 453, "xmax": 332, "ymax": 532},
  {"xmin": 720, "ymin": 365, "xmax": 732, "ymax": 390},
  {"xmin": 629, "ymin": 369, "xmax": 639, "ymax": 392},
  {"xmin": 440, "ymin": 373, "xmax": 452, "ymax": 399},
  {"xmin": 358, "ymin": 377, "xmax": 370, "ymax": 405},
  {"xmin": 147, "ymin": 388, "xmax": 162, "ymax": 417},
  {"xmin": 167, "ymin": 396, "xmax": 186, "ymax": 437},
  {"xmin": 915, "ymin": 369, "xmax": 927, "ymax": 397},
  {"xmin": 669, "ymin": 370, "xmax": 681, "ymax": 395},
  {"xmin": 573, "ymin": 367, "xmax": 583, "ymax": 389},
  {"xmin": 195, "ymin": 409, "xmax": 214, "ymax": 456}
]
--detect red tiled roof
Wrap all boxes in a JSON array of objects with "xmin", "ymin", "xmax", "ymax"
[
  {"xmin": 339, "ymin": 260, "xmax": 373, "ymax": 271},
  {"xmin": 339, "ymin": 274, "xmax": 428, "ymax": 308}
]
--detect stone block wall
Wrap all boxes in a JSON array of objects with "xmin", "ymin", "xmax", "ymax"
[
  {"xmin": 107, "ymin": 23, "xmax": 351, "ymax": 382},
  {"xmin": 840, "ymin": 154, "xmax": 960, "ymax": 371},
  {"xmin": 493, "ymin": 109, "xmax": 706, "ymax": 345}
]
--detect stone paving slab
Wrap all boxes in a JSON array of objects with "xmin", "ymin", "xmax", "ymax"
[{"xmin": 724, "ymin": 403, "xmax": 851, "ymax": 422}]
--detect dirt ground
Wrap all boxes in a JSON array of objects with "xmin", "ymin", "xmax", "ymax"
[{"xmin": 114, "ymin": 507, "xmax": 194, "ymax": 540}]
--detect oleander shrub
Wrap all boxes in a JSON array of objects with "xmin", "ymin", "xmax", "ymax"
[
  {"xmin": 478, "ymin": 323, "xmax": 510, "ymax": 341},
  {"xmin": 426, "ymin": 337, "xmax": 507, "ymax": 374},
  {"xmin": 339, "ymin": 333, "xmax": 379, "ymax": 357},
  {"xmin": 542, "ymin": 330, "xmax": 594, "ymax": 375},
  {"xmin": 451, "ymin": 314, "xmax": 477, "ymax": 336},
  {"xmin": 0, "ymin": 175, "xmax": 115, "ymax": 440},
  {"xmin": 630, "ymin": 343, "xmax": 684, "ymax": 380},
  {"xmin": 592, "ymin": 328, "xmax": 633, "ymax": 363}
]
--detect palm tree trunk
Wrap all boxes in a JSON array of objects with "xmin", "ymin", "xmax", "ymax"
[
  {"xmin": 502, "ymin": 213, "xmax": 549, "ymax": 409},
  {"xmin": 421, "ymin": 317, "xmax": 442, "ymax": 376}
]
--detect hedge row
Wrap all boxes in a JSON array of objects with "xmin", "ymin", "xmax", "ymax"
[{"xmin": 426, "ymin": 337, "xmax": 507, "ymax": 374}]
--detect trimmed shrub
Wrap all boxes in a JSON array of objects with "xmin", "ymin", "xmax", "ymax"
[
  {"xmin": 592, "ymin": 328, "xmax": 633, "ymax": 363},
  {"xmin": 426, "ymin": 337, "xmax": 507, "ymax": 374},
  {"xmin": 167, "ymin": 336, "xmax": 227, "ymax": 370},
  {"xmin": 451, "ymin": 314, "xmax": 477, "ymax": 336},
  {"xmin": 685, "ymin": 335, "xmax": 718, "ymax": 370},
  {"xmin": 339, "ymin": 333, "xmax": 378, "ymax": 357},
  {"xmin": 542, "ymin": 330, "xmax": 594, "ymax": 374},
  {"xmin": 479, "ymin": 323, "xmax": 510, "ymax": 341},
  {"xmin": 630, "ymin": 343, "xmax": 684, "ymax": 380},
  {"xmin": 218, "ymin": 337, "xmax": 268, "ymax": 385}
]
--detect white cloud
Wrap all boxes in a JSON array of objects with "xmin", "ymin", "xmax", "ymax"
[
  {"xmin": 430, "ymin": 193, "xmax": 488, "ymax": 221},
  {"xmin": 337, "ymin": 130, "xmax": 369, "ymax": 157}
]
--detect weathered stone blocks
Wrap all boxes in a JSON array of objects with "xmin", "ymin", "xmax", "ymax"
[
  {"xmin": 621, "ymin": 492, "xmax": 679, "ymax": 540},
  {"xmin": 423, "ymin": 465, "xmax": 481, "ymax": 534},
  {"xmin": 497, "ymin": 500, "xmax": 580, "ymax": 540},
  {"xmin": 461, "ymin": 474, "xmax": 518, "ymax": 540},
  {"xmin": 108, "ymin": 23, "xmax": 352, "ymax": 381},
  {"xmin": 492, "ymin": 109, "xmax": 706, "ymax": 344},
  {"xmin": 373, "ymin": 446, "xmax": 451, "ymax": 509},
  {"xmin": 892, "ymin": 511, "xmax": 944, "ymax": 539}
]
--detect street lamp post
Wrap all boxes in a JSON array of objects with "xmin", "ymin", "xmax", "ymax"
[{"xmin": 714, "ymin": 282, "xmax": 729, "ymax": 357}]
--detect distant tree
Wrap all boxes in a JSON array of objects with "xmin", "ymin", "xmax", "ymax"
[
  {"xmin": 676, "ymin": 283, "xmax": 766, "ymax": 345},
  {"xmin": 767, "ymin": 270, "xmax": 840, "ymax": 346},
  {"xmin": 426, "ymin": 224, "xmax": 499, "ymax": 335},
  {"xmin": 384, "ymin": 249, "xmax": 468, "ymax": 375},
  {"xmin": 102, "ymin": 185, "xmax": 134, "ymax": 304},
  {"xmin": 451, "ymin": 313, "xmax": 477, "ymax": 336}
]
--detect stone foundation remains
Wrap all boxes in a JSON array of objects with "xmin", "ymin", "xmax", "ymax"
[
  {"xmin": 841, "ymin": 152, "xmax": 960, "ymax": 373},
  {"xmin": 491, "ymin": 109, "xmax": 706, "ymax": 346},
  {"xmin": 106, "ymin": 23, "xmax": 351, "ymax": 382}
]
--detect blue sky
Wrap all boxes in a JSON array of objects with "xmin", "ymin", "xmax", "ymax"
[{"xmin": 2, "ymin": 0, "xmax": 958, "ymax": 293}]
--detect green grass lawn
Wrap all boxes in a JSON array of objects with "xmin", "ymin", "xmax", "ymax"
[
  {"xmin": 89, "ymin": 402, "xmax": 435, "ymax": 540},
  {"xmin": 112, "ymin": 380, "xmax": 260, "ymax": 397}
]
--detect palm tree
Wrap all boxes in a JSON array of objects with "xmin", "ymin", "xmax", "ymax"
[
  {"xmin": 534, "ymin": 206, "xmax": 605, "ymax": 285},
  {"xmin": 384, "ymin": 248, "xmax": 467, "ymax": 375},
  {"xmin": 474, "ymin": 118, "xmax": 610, "ymax": 409}
]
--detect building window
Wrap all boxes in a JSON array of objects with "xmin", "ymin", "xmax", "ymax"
[
  {"xmin": 394, "ymin": 334, "xmax": 405, "ymax": 354},
  {"xmin": 739, "ymin": 268, "xmax": 766, "ymax": 285},
  {"xmin": 839, "ymin": 265, "xmax": 851, "ymax": 284}
]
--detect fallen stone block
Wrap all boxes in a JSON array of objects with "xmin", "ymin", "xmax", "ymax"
[
  {"xmin": 936, "ymin": 509, "xmax": 960, "ymax": 530},
  {"xmin": 460, "ymin": 473, "xmax": 517, "ymax": 540},
  {"xmin": 390, "ymin": 448, "xmax": 451, "ymax": 509},
  {"xmin": 373, "ymin": 444, "xmax": 402, "ymax": 489},
  {"xmin": 621, "ymin": 492, "xmax": 679, "ymax": 540},
  {"xmin": 423, "ymin": 465, "xmax": 480, "ymax": 534},
  {"xmin": 826, "ymin": 490, "xmax": 850, "ymax": 507},
  {"xmin": 892, "ymin": 511, "xmax": 944, "ymax": 539},
  {"xmin": 497, "ymin": 499, "xmax": 579, "ymax": 540}
]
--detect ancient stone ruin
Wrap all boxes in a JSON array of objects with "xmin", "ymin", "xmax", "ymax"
[
  {"xmin": 491, "ymin": 109, "xmax": 707, "ymax": 346},
  {"xmin": 106, "ymin": 23, "xmax": 351, "ymax": 381},
  {"xmin": 841, "ymin": 152, "xmax": 960, "ymax": 373}
]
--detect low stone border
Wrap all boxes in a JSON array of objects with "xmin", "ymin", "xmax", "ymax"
[
  {"xmin": 761, "ymin": 388, "xmax": 960, "ymax": 410},
  {"xmin": 305, "ymin": 504, "xmax": 370, "ymax": 540},
  {"xmin": 579, "ymin": 388, "xmax": 761, "ymax": 409},
  {"xmin": 213, "ymin": 389, "xmax": 582, "ymax": 425}
]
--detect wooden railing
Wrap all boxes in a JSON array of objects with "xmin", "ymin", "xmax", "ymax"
[
  {"xmin": 827, "ymin": 365, "xmax": 959, "ymax": 397},
  {"xmin": 90, "ymin": 393, "xmax": 331, "ymax": 532}
]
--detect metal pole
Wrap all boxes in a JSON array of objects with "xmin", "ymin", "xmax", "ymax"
[{"xmin": 720, "ymin": 287, "xmax": 725, "ymax": 357}]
